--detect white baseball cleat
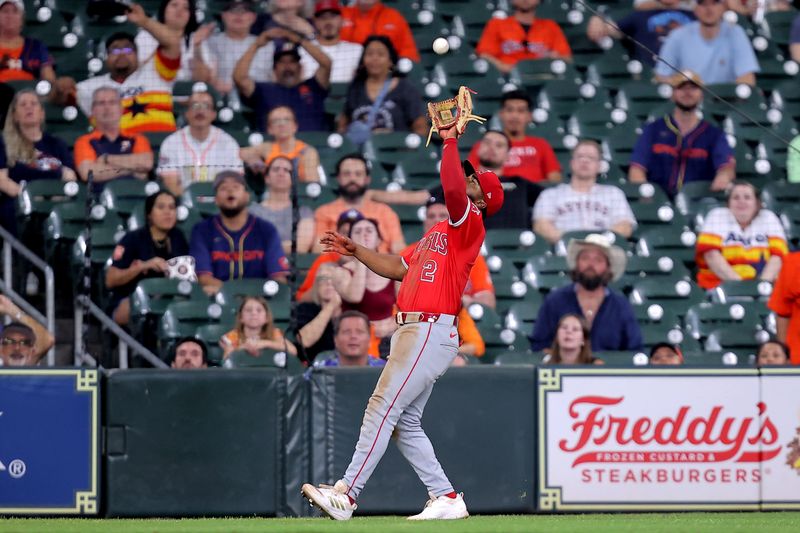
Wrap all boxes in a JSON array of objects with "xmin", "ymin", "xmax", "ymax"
[
  {"xmin": 301, "ymin": 480, "xmax": 356, "ymax": 521},
  {"xmin": 407, "ymin": 492, "xmax": 469, "ymax": 520}
]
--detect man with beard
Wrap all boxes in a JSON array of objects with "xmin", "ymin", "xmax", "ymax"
[
  {"xmin": 476, "ymin": 0, "xmax": 571, "ymax": 74},
  {"xmin": 170, "ymin": 337, "xmax": 209, "ymax": 369},
  {"xmin": 629, "ymin": 71, "xmax": 735, "ymax": 198},
  {"xmin": 313, "ymin": 154, "xmax": 404, "ymax": 254},
  {"xmin": 0, "ymin": 295, "xmax": 54, "ymax": 367},
  {"xmin": 190, "ymin": 171, "xmax": 289, "ymax": 295},
  {"xmin": 529, "ymin": 234, "xmax": 642, "ymax": 353},
  {"xmin": 533, "ymin": 140, "xmax": 636, "ymax": 244},
  {"xmin": 76, "ymin": 4, "xmax": 182, "ymax": 134},
  {"xmin": 233, "ymin": 26, "xmax": 331, "ymax": 132}
]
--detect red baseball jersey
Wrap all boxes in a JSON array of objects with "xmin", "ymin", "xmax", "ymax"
[{"xmin": 397, "ymin": 202, "xmax": 485, "ymax": 315}]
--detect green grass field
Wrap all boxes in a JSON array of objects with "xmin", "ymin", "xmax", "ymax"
[{"xmin": 1, "ymin": 513, "xmax": 800, "ymax": 533}]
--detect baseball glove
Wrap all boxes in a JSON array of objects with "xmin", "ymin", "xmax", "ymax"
[{"xmin": 425, "ymin": 86, "xmax": 487, "ymax": 146}]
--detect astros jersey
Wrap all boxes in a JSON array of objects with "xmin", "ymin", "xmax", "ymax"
[
  {"xmin": 397, "ymin": 202, "xmax": 485, "ymax": 315},
  {"xmin": 77, "ymin": 48, "xmax": 180, "ymax": 135}
]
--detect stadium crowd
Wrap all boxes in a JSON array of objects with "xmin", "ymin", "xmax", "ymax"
[{"xmin": 0, "ymin": 0, "xmax": 799, "ymax": 369}]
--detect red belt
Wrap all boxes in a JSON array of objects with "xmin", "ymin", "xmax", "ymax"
[{"xmin": 396, "ymin": 312, "xmax": 459, "ymax": 327}]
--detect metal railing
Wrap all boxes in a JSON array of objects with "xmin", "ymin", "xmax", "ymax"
[
  {"xmin": 74, "ymin": 295, "xmax": 168, "ymax": 369},
  {"xmin": 0, "ymin": 225, "xmax": 55, "ymax": 366}
]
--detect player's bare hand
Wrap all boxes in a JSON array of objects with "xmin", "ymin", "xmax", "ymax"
[
  {"xmin": 320, "ymin": 231, "xmax": 357, "ymax": 256},
  {"xmin": 438, "ymin": 125, "xmax": 459, "ymax": 140}
]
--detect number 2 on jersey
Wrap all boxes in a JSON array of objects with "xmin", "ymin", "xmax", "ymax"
[{"xmin": 420, "ymin": 260, "xmax": 437, "ymax": 283}]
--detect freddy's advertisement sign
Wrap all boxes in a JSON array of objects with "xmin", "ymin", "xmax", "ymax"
[{"xmin": 537, "ymin": 368, "xmax": 800, "ymax": 511}]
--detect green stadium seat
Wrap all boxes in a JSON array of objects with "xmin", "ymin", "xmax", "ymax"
[
  {"xmin": 684, "ymin": 301, "xmax": 765, "ymax": 340},
  {"xmin": 484, "ymin": 228, "xmax": 550, "ymax": 266},
  {"xmin": 629, "ymin": 278, "xmax": 706, "ymax": 314},
  {"xmin": 159, "ymin": 300, "xmax": 235, "ymax": 357},
  {"xmin": 130, "ymin": 278, "xmax": 208, "ymax": 342},
  {"xmin": 682, "ymin": 349, "xmax": 751, "ymax": 367},
  {"xmin": 585, "ymin": 54, "xmax": 653, "ymax": 90},
  {"xmin": 492, "ymin": 350, "xmax": 539, "ymax": 366},
  {"xmin": 615, "ymin": 81, "xmax": 671, "ymax": 121},
  {"xmin": 467, "ymin": 303, "xmax": 503, "ymax": 330},
  {"xmin": 764, "ymin": 10, "xmax": 798, "ymax": 46},
  {"xmin": 181, "ymin": 181, "xmax": 218, "ymax": 218},
  {"xmin": 512, "ymin": 59, "xmax": 580, "ymax": 88},
  {"xmin": 617, "ymin": 255, "xmax": 691, "ymax": 292},
  {"xmin": 364, "ymin": 132, "xmax": 432, "ymax": 165},
  {"xmin": 633, "ymin": 302, "xmax": 681, "ymax": 329},
  {"xmin": 222, "ymin": 348, "xmax": 302, "ymax": 371},
  {"xmin": 756, "ymin": 57, "xmax": 796, "ymax": 92},
  {"xmin": 709, "ymin": 279, "xmax": 773, "ymax": 303},
  {"xmin": 762, "ymin": 180, "xmax": 800, "ymax": 210},
  {"xmin": 44, "ymin": 201, "xmax": 121, "ymax": 265},
  {"xmin": 494, "ymin": 278, "xmax": 542, "ymax": 315},
  {"xmin": 194, "ymin": 323, "xmax": 232, "ymax": 366},
  {"xmin": 635, "ymin": 226, "xmax": 697, "ymax": 268},
  {"xmin": 214, "ymin": 279, "xmax": 292, "ymax": 323},
  {"xmin": 392, "ymin": 153, "xmax": 440, "ymax": 190},
  {"xmin": 705, "ymin": 326, "xmax": 768, "ymax": 353},
  {"xmin": 522, "ymin": 254, "xmax": 570, "ymax": 292},
  {"xmin": 70, "ymin": 225, "xmax": 126, "ymax": 308},
  {"xmin": 594, "ymin": 351, "xmax": 641, "ymax": 366},
  {"xmin": 101, "ymin": 180, "xmax": 160, "ymax": 217},
  {"xmin": 504, "ymin": 301, "xmax": 538, "ymax": 334}
]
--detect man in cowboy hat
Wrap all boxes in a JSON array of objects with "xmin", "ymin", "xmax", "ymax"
[{"xmin": 529, "ymin": 233, "xmax": 642, "ymax": 353}]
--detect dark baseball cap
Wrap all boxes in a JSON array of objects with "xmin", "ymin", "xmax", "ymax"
[
  {"xmin": 224, "ymin": 0, "xmax": 256, "ymax": 12},
  {"xmin": 426, "ymin": 186, "xmax": 445, "ymax": 208},
  {"xmin": 274, "ymin": 45, "xmax": 302, "ymax": 63},
  {"xmin": 336, "ymin": 209, "xmax": 365, "ymax": 228},
  {"xmin": 213, "ymin": 170, "xmax": 247, "ymax": 191},
  {"xmin": 1, "ymin": 322, "xmax": 35, "ymax": 343}
]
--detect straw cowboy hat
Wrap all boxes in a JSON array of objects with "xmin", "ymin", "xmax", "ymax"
[{"xmin": 566, "ymin": 233, "xmax": 627, "ymax": 282}]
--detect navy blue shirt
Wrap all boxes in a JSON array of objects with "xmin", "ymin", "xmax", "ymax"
[
  {"xmin": 190, "ymin": 214, "xmax": 288, "ymax": 281},
  {"xmin": 248, "ymin": 77, "xmax": 328, "ymax": 132},
  {"xmin": 617, "ymin": 9, "xmax": 694, "ymax": 66},
  {"xmin": 629, "ymin": 115, "xmax": 734, "ymax": 198},
  {"xmin": 109, "ymin": 226, "xmax": 189, "ymax": 305},
  {"xmin": 0, "ymin": 133, "xmax": 74, "ymax": 235},
  {"xmin": 529, "ymin": 284, "xmax": 643, "ymax": 352}
]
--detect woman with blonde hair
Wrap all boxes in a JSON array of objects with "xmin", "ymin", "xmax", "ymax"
[
  {"xmin": 544, "ymin": 313, "xmax": 602, "ymax": 365},
  {"xmin": 0, "ymin": 89, "xmax": 76, "ymax": 234},
  {"xmin": 220, "ymin": 296, "xmax": 297, "ymax": 359}
]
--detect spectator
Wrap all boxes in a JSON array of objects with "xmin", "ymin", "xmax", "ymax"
[
  {"xmin": 105, "ymin": 191, "xmax": 190, "ymax": 325},
  {"xmin": 249, "ymin": 155, "xmax": 316, "ymax": 254},
  {"xmin": 467, "ymin": 90, "xmax": 561, "ymax": 184},
  {"xmin": 193, "ymin": 0, "xmax": 272, "ymax": 95},
  {"xmin": 0, "ymin": 89, "xmax": 76, "ymax": 235},
  {"xmin": 755, "ymin": 339, "xmax": 790, "ymax": 366},
  {"xmin": 476, "ymin": 0, "xmax": 571, "ymax": 74},
  {"xmin": 220, "ymin": 296, "xmax": 297, "ymax": 358},
  {"xmin": 533, "ymin": 140, "xmax": 636, "ymax": 244},
  {"xmin": 0, "ymin": 294, "xmax": 54, "ymax": 366},
  {"xmin": 542, "ymin": 314, "xmax": 601, "ymax": 365},
  {"xmin": 300, "ymin": 1, "xmax": 362, "ymax": 84},
  {"xmin": 469, "ymin": 130, "xmax": 541, "ymax": 231},
  {"xmin": 76, "ymin": 4, "xmax": 182, "ymax": 134},
  {"xmin": 767, "ymin": 252, "xmax": 800, "ymax": 364},
  {"xmin": 190, "ymin": 170, "xmax": 288, "ymax": 295},
  {"xmin": 295, "ymin": 262, "xmax": 342, "ymax": 362},
  {"xmin": 629, "ymin": 71, "xmax": 735, "ymax": 197},
  {"xmin": 74, "ymin": 87, "xmax": 154, "ymax": 195},
  {"xmin": 792, "ymin": 13, "xmax": 800, "ymax": 63},
  {"xmin": 135, "ymin": 0, "xmax": 214, "ymax": 82},
  {"xmin": 695, "ymin": 180, "xmax": 787, "ymax": 290},
  {"xmin": 649, "ymin": 342, "xmax": 683, "ymax": 365},
  {"xmin": 339, "ymin": 0, "xmax": 419, "ymax": 62},
  {"xmin": 336, "ymin": 217, "xmax": 398, "ymax": 350},
  {"xmin": 240, "ymin": 105, "xmax": 321, "ymax": 183},
  {"xmin": 725, "ymin": 0, "xmax": 792, "ymax": 19},
  {"xmin": 586, "ymin": 0, "xmax": 694, "ymax": 67},
  {"xmin": 529, "ymin": 234, "xmax": 643, "ymax": 352},
  {"xmin": 655, "ymin": 0, "xmax": 759, "ymax": 85},
  {"xmin": 789, "ymin": 134, "xmax": 800, "ymax": 183},
  {"xmin": 314, "ymin": 310, "xmax": 386, "ymax": 367},
  {"xmin": 170, "ymin": 336, "xmax": 208, "ymax": 369},
  {"xmin": 339, "ymin": 36, "xmax": 427, "ymax": 139},
  {"xmin": 313, "ymin": 154, "xmax": 405, "ymax": 253},
  {"xmin": 157, "ymin": 90, "xmax": 243, "ymax": 195},
  {"xmin": 233, "ymin": 28, "xmax": 331, "ymax": 133},
  {"xmin": 297, "ymin": 208, "xmax": 364, "ymax": 301}
]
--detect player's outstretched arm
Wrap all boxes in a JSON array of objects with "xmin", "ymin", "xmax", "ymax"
[
  {"xmin": 320, "ymin": 232, "xmax": 407, "ymax": 281},
  {"xmin": 439, "ymin": 129, "xmax": 469, "ymax": 222}
]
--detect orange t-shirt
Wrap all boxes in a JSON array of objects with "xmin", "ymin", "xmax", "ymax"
[
  {"xmin": 314, "ymin": 198, "xmax": 405, "ymax": 254},
  {"xmin": 475, "ymin": 16, "xmax": 572, "ymax": 66},
  {"xmin": 464, "ymin": 254, "xmax": 494, "ymax": 298},
  {"xmin": 767, "ymin": 252, "xmax": 800, "ymax": 365},
  {"xmin": 0, "ymin": 44, "xmax": 33, "ymax": 82},
  {"xmin": 74, "ymin": 131, "xmax": 152, "ymax": 169},
  {"xmin": 457, "ymin": 308, "xmax": 485, "ymax": 357},
  {"xmin": 340, "ymin": 3, "xmax": 420, "ymax": 62}
]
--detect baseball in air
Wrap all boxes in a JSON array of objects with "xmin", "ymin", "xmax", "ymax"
[{"xmin": 432, "ymin": 37, "xmax": 450, "ymax": 55}]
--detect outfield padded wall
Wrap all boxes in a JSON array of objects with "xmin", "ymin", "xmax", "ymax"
[{"xmin": 104, "ymin": 369, "xmax": 286, "ymax": 517}]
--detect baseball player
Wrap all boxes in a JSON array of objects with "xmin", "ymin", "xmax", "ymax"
[{"xmin": 301, "ymin": 125, "xmax": 504, "ymax": 520}]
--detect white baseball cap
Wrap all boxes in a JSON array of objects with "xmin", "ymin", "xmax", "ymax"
[{"xmin": 0, "ymin": 0, "xmax": 24, "ymax": 11}]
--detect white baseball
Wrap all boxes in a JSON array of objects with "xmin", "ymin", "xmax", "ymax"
[{"xmin": 432, "ymin": 37, "xmax": 450, "ymax": 55}]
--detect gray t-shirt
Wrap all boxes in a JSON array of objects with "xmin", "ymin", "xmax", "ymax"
[
  {"xmin": 205, "ymin": 33, "xmax": 274, "ymax": 86},
  {"xmin": 249, "ymin": 203, "xmax": 313, "ymax": 242},
  {"xmin": 344, "ymin": 77, "xmax": 425, "ymax": 132}
]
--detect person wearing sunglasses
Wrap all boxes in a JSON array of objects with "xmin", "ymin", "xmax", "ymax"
[{"xmin": 0, "ymin": 294, "xmax": 54, "ymax": 367}]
